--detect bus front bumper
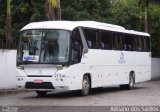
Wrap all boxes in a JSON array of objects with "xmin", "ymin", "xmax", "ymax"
[{"xmin": 16, "ymin": 76, "xmax": 80, "ymax": 92}]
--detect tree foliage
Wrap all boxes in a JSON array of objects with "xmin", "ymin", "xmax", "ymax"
[
  {"xmin": 48, "ymin": 0, "xmax": 57, "ymax": 8},
  {"xmin": 0, "ymin": 0, "xmax": 6, "ymax": 40},
  {"xmin": 61, "ymin": 0, "xmax": 111, "ymax": 22},
  {"xmin": 109, "ymin": 0, "xmax": 143, "ymax": 31},
  {"xmin": 138, "ymin": 0, "xmax": 160, "ymax": 33}
]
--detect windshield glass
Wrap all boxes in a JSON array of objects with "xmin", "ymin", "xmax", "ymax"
[{"xmin": 17, "ymin": 29, "xmax": 70, "ymax": 64}]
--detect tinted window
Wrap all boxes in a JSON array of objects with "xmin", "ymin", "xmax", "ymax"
[
  {"xmin": 124, "ymin": 34, "xmax": 134, "ymax": 51},
  {"xmin": 135, "ymin": 36, "xmax": 142, "ymax": 52},
  {"xmin": 143, "ymin": 36, "xmax": 150, "ymax": 52},
  {"xmin": 113, "ymin": 32, "xmax": 123, "ymax": 50},
  {"xmin": 100, "ymin": 31, "xmax": 113, "ymax": 50},
  {"xmin": 83, "ymin": 28, "xmax": 99, "ymax": 49}
]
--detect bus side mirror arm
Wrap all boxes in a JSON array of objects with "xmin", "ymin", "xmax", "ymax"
[{"xmin": 83, "ymin": 48, "xmax": 88, "ymax": 54}]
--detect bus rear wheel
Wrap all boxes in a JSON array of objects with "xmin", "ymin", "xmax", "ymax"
[
  {"xmin": 80, "ymin": 75, "xmax": 90, "ymax": 96},
  {"xmin": 120, "ymin": 73, "xmax": 135, "ymax": 90},
  {"xmin": 36, "ymin": 91, "xmax": 47, "ymax": 97},
  {"xmin": 127, "ymin": 73, "xmax": 135, "ymax": 90}
]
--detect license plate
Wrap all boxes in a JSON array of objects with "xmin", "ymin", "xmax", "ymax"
[{"xmin": 34, "ymin": 80, "xmax": 43, "ymax": 83}]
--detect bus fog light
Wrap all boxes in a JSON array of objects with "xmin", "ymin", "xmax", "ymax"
[{"xmin": 18, "ymin": 77, "xmax": 24, "ymax": 81}]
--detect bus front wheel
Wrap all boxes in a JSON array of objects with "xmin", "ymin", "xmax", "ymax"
[{"xmin": 80, "ymin": 75, "xmax": 91, "ymax": 96}]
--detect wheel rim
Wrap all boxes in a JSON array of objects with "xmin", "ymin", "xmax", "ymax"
[
  {"xmin": 129, "ymin": 76, "xmax": 134, "ymax": 87},
  {"xmin": 82, "ymin": 77, "xmax": 90, "ymax": 95}
]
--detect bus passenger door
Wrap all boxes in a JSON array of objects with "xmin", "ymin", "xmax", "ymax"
[{"xmin": 70, "ymin": 28, "xmax": 83, "ymax": 64}]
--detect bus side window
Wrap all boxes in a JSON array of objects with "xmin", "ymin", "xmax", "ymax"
[
  {"xmin": 83, "ymin": 28, "xmax": 100, "ymax": 49},
  {"xmin": 100, "ymin": 31, "xmax": 113, "ymax": 50},
  {"xmin": 144, "ymin": 37, "xmax": 150, "ymax": 52},
  {"xmin": 135, "ymin": 36, "xmax": 142, "ymax": 52},
  {"xmin": 113, "ymin": 32, "xmax": 123, "ymax": 50},
  {"xmin": 71, "ymin": 28, "xmax": 83, "ymax": 63},
  {"xmin": 124, "ymin": 34, "xmax": 134, "ymax": 51}
]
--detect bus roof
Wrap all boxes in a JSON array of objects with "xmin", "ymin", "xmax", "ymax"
[{"xmin": 21, "ymin": 21, "xmax": 150, "ymax": 37}]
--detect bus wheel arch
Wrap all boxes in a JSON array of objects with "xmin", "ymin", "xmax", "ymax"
[
  {"xmin": 130, "ymin": 71, "xmax": 135, "ymax": 83},
  {"xmin": 80, "ymin": 73, "xmax": 91, "ymax": 96}
]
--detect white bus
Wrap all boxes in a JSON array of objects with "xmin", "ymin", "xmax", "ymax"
[{"xmin": 16, "ymin": 21, "xmax": 151, "ymax": 96}]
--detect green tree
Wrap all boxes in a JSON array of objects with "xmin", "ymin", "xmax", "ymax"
[
  {"xmin": 11, "ymin": 0, "xmax": 46, "ymax": 34},
  {"xmin": 110, "ymin": 0, "xmax": 143, "ymax": 31},
  {"xmin": 61, "ymin": 0, "xmax": 111, "ymax": 22},
  {"xmin": 149, "ymin": 4, "xmax": 160, "ymax": 57},
  {"xmin": 139, "ymin": 0, "xmax": 160, "ymax": 56},
  {"xmin": 138, "ymin": 0, "xmax": 160, "ymax": 33},
  {"xmin": 0, "ymin": 0, "xmax": 6, "ymax": 48}
]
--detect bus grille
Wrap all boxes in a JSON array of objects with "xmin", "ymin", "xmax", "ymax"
[{"xmin": 25, "ymin": 82, "xmax": 55, "ymax": 89}]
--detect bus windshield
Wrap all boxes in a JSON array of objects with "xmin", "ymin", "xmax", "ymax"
[{"xmin": 17, "ymin": 29, "xmax": 70, "ymax": 64}]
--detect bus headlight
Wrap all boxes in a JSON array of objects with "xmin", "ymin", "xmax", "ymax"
[{"xmin": 17, "ymin": 66, "xmax": 24, "ymax": 70}]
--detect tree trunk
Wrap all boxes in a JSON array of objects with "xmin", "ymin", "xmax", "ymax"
[
  {"xmin": 148, "ymin": 16, "xmax": 151, "ymax": 34},
  {"xmin": 54, "ymin": 0, "xmax": 61, "ymax": 20},
  {"xmin": 158, "ymin": 17, "xmax": 160, "ymax": 46},
  {"xmin": 45, "ymin": 0, "xmax": 55, "ymax": 20},
  {"xmin": 6, "ymin": 0, "xmax": 12, "ymax": 49},
  {"xmin": 144, "ymin": 0, "xmax": 149, "ymax": 33},
  {"xmin": 45, "ymin": 0, "xmax": 61, "ymax": 20}
]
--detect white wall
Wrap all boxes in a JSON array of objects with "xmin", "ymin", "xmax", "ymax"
[
  {"xmin": 0, "ymin": 50, "xmax": 160, "ymax": 89},
  {"xmin": 151, "ymin": 58, "xmax": 160, "ymax": 80},
  {"xmin": 0, "ymin": 50, "xmax": 17, "ymax": 89}
]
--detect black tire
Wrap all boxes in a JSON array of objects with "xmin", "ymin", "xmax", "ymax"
[
  {"xmin": 36, "ymin": 91, "xmax": 47, "ymax": 97},
  {"xmin": 80, "ymin": 75, "xmax": 90, "ymax": 96},
  {"xmin": 120, "ymin": 73, "xmax": 135, "ymax": 90},
  {"xmin": 120, "ymin": 84, "xmax": 127, "ymax": 89}
]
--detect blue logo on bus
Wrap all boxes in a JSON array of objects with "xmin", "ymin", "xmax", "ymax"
[{"xmin": 118, "ymin": 52, "xmax": 126, "ymax": 64}]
